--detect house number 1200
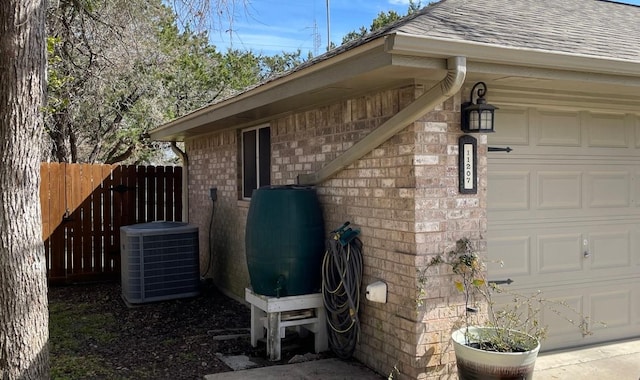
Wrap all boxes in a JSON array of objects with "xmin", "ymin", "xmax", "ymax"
[{"xmin": 458, "ymin": 135, "xmax": 477, "ymax": 194}]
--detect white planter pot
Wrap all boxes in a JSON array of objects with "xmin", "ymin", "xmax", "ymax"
[{"xmin": 451, "ymin": 326, "xmax": 540, "ymax": 380}]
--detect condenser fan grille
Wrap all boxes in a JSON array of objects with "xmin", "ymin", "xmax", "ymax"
[{"xmin": 121, "ymin": 222, "xmax": 199, "ymax": 304}]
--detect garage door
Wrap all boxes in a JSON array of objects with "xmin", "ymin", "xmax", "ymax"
[{"xmin": 487, "ymin": 107, "xmax": 640, "ymax": 351}]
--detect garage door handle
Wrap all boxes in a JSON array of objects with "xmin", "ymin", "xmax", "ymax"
[{"xmin": 488, "ymin": 278, "xmax": 514, "ymax": 286}]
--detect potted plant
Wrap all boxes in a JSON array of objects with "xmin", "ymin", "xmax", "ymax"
[{"xmin": 423, "ymin": 238, "xmax": 596, "ymax": 380}]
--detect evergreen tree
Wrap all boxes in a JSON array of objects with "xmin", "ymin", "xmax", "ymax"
[{"xmin": 341, "ymin": 0, "xmax": 424, "ymax": 45}]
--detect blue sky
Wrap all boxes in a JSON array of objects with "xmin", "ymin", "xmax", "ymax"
[
  {"xmin": 207, "ymin": 0, "xmax": 424, "ymax": 55},
  {"xmin": 206, "ymin": 0, "xmax": 640, "ymax": 56}
]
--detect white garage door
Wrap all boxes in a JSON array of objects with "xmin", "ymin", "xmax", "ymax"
[{"xmin": 487, "ymin": 107, "xmax": 640, "ymax": 351}]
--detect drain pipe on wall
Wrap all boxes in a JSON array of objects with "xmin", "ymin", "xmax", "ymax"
[{"xmin": 297, "ymin": 56, "xmax": 467, "ymax": 186}]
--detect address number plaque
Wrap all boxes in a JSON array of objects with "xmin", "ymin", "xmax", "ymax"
[{"xmin": 458, "ymin": 135, "xmax": 477, "ymax": 194}]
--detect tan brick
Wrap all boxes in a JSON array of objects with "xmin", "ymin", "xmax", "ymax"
[{"xmin": 186, "ymin": 85, "xmax": 487, "ymax": 379}]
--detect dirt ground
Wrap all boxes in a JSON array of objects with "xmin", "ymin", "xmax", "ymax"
[{"xmin": 49, "ymin": 281, "xmax": 323, "ymax": 380}]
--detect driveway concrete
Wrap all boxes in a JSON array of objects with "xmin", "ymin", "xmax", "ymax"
[
  {"xmin": 205, "ymin": 339, "xmax": 640, "ymax": 379},
  {"xmin": 535, "ymin": 338, "xmax": 640, "ymax": 379}
]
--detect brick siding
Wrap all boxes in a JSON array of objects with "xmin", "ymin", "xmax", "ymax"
[{"xmin": 185, "ymin": 83, "xmax": 487, "ymax": 379}]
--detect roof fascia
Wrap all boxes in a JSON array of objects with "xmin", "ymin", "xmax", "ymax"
[{"xmin": 386, "ymin": 32, "xmax": 640, "ymax": 78}]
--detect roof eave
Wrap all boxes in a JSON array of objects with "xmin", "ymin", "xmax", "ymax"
[
  {"xmin": 387, "ymin": 32, "xmax": 640, "ymax": 77},
  {"xmin": 150, "ymin": 38, "xmax": 392, "ymax": 142},
  {"xmin": 151, "ymin": 31, "xmax": 640, "ymax": 142}
]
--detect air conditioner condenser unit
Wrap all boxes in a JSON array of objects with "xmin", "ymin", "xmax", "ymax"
[{"xmin": 120, "ymin": 221, "xmax": 199, "ymax": 305}]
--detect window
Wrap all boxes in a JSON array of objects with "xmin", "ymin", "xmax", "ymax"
[{"xmin": 242, "ymin": 124, "xmax": 271, "ymax": 198}]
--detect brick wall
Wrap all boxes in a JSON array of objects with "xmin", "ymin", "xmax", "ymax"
[
  {"xmin": 410, "ymin": 92, "xmax": 487, "ymax": 380},
  {"xmin": 270, "ymin": 85, "xmax": 420, "ymax": 377},
  {"xmin": 185, "ymin": 130, "xmax": 251, "ymax": 299},
  {"xmin": 185, "ymin": 83, "xmax": 487, "ymax": 379}
]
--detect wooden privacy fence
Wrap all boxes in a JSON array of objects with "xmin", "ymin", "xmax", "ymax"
[{"xmin": 41, "ymin": 163, "xmax": 183, "ymax": 284}]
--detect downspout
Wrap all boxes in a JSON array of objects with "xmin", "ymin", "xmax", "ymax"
[
  {"xmin": 297, "ymin": 56, "xmax": 467, "ymax": 186},
  {"xmin": 170, "ymin": 142, "xmax": 189, "ymax": 222}
]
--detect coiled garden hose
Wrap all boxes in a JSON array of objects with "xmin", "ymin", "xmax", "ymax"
[{"xmin": 322, "ymin": 222, "xmax": 363, "ymax": 359}]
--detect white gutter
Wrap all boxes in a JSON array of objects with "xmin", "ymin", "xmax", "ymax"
[
  {"xmin": 297, "ymin": 56, "xmax": 467, "ymax": 186},
  {"xmin": 387, "ymin": 33, "xmax": 640, "ymax": 78}
]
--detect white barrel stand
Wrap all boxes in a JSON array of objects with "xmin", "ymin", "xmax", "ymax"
[{"xmin": 245, "ymin": 288, "xmax": 328, "ymax": 361}]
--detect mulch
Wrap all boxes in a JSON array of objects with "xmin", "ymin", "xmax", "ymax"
[{"xmin": 49, "ymin": 281, "xmax": 323, "ymax": 379}]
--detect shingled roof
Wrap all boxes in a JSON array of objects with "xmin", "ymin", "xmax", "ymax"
[
  {"xmin": 386, "ymin": 0, "xmax": 640, "ymax": 62},
  {"xmin": 267, "ymin": 0, "xmax": 640, "ymax": 89},
  {"xmin": 151, "ymin": 0, "xmax": 640, "ymax": 141}
]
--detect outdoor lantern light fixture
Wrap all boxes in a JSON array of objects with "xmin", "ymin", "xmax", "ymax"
[{"xmin": 461, "ymin": 82, "xmax": 498, "ymax": 133}]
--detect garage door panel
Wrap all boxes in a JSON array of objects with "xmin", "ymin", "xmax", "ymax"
[
  {"xmin": 536, "ymin": 110, "xmax": 581, "ymax": 147},
  {"xmin": 540, "ymin": 294, "xmax": 585, "ymax": 340},
  {"xmin": 489, "ymin": 223, "xmax": 638, "ymax": 281},
  {"xmin": 579, "ymin": 280, "xmax": 640, "ymax": 346},
  {"xmin": 496, "ymin": 282, "xmax": 639, "ymax": 350},
  {"xmin": 587, "ymin": 171, "xmax": 631, "ymax": 208},
  {"xmin": 488, "ymin": 226, "xmax": 586, "ymax": 286},
  {"xmin": 586, "ymin": 113, "xmax": 629, "ymax": 148},
  {"xmin": 590, "ymin": 290, "xmax": 631, "ymax": 330},
  {"xmin": 490, "ymin": 290, "xmax": 585, "ymax": 344},
  {"xmin": 486, "ymin": 236, "xmax": 531, "ymax": 278},
  {"xmin": 491, "ymin": 287, "xmax": 589, "ymax": 350},
  {"xmin": 490, "ymin": 163, "xmax": 640, "ymax": 219},
  {"xmin": 589, "ymin": 230, "xmax": 631, "ymax": 269},
  {"xmin": 538, "ymin": 172, "xmax": 582, "ymax": 209},
  {"xmin": 491, "ymin": 107, "xmax": 529, "ymax": 145},
  {"xmin": 538, "ymin": 233, "xmax": 584, "ymax": 274},
  {"xmin": 487, "ymin": 171, "xmax": 530, "ymax": 211}
]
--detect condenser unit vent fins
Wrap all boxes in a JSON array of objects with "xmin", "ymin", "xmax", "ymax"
[{"xmin": 121, "ymin": 221, "xmax": 199, "ymax": 305}]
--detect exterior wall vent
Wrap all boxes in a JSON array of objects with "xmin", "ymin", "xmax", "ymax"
[{"xmin": 120, "ymin": 221, "xmax": 199, "ymax": 305}]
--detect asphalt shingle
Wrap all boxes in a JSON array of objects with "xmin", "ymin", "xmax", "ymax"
[{"xmin": 389, "ymin": 0, "xmax": 640, "ymax": 61}]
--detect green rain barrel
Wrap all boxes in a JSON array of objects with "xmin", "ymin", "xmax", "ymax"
[{"xmin": 245, "ymin": 186, "xmax": 325, "ymax": 297}]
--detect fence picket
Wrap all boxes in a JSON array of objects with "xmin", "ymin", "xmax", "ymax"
[
  {"xmin": 40, "ymin": 163, "xmax": 182, "ymax": 284},
  {"xmin": 146, "ymin": 166, "xmax": 157, "ymax": 222},
  {"xmin": 79, "ymin": 165, "xmax": 92, "ymax": 273},
  {"xmin": 49, "ymin": 163, "xmax": 67, "ymax": 281},
  {"xmin": 165, "ymin": 166, "xmax": 175, "ymax": 220},
  {"xmin": 156, "ymin": 166, "xmax": 166, "ymax": 221},
  {"xmin": 136, "ymin": 165, "xmax": 147, "ymax": 223}
]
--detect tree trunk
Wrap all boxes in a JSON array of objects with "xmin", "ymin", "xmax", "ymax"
[{"xmin": 0, "ymin": 0, "xmax": 50, "ymax": 378}]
